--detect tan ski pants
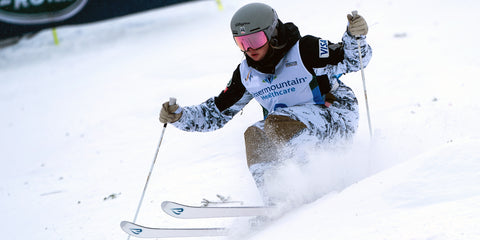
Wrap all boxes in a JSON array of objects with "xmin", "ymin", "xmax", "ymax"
[{"xmin": 244, "ymin": 115, "xmax": 307, "ymax": 167}]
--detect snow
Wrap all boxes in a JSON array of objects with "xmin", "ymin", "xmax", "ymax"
[
  {"xmin": 0, "ymin": 0, "xmax": 479, "ymax": 239},
  {"xmin": 250, "ymin": 139, "xmax": 480, "ymax": 240}
]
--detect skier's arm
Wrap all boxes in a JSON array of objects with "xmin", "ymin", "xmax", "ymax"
[
  {"xmin": 338, "ymin": 31, "xmax": 372, "ymax": 74},
  {"xmin": 300, "ymin": 12, "xmax": 371, "ymax": 77},
  {"xmin": 300, "ymin": 33, "xmax": 371, "ymax": 76},
  {"xmin": 171, "ymin": 66, "xmax": 253, "ymax": 132},
  {"xmin": 333, "ymin": 12, "xmax": 372, "ymax": 74}
]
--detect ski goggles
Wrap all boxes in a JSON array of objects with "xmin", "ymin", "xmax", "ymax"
[{"xmin": 234, "ymin": 31, "xmax": 268, "ymax": 52}]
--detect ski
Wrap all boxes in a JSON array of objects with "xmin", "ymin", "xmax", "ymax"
[
  {"xmin": 161, "ymin": 201, "xmax": 273, "ymax": 219},
  {"xmin": 120, "ymin": 221, "xmax": 228, "ymax": 238}
]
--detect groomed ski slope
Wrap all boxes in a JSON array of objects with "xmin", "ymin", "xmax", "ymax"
[{"xmin": 1, "ymin": 0, "xmax": 479, "ymax": 240}]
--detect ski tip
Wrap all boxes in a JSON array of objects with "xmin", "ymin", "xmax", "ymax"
[
  {"xmin": 162, "ymin": 202, "xmax": 186, "ymax": 218},
  {"xmin": 162, "ymin": 201, "xmax": 185, "ymax": 210},
  {"xmin": 120, "ymin": 221, "xmax": 135, "ymax": 229},
  {"xmin": 161, "ymin": 201, "xmax": 170, "ymax": 208},
  {"xmin": 120, "ymin": 221, "xmax": 146, "ymax": 237},
  {"xmin": 161, "ymin": 200, "xmax": 181, "ymax": 207},
  {"xmin": 120, "ymin": 221, "xmax": 131, "ymax": 233},
  {"xmin": 120, "ymin": 221, "xmax": 142, "ymax": 228}
]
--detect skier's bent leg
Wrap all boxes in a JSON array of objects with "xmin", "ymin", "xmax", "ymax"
[
  {"xmin": 244, "ymin": 125, "xmax": 279, "ymax": 168},
  {"xmin": 244, "ymin": 117, "xmax": 306, "ymax": 206},
  {"xmin": 244, "ymin": 124, "xmax": 280, "ymax": 201}
]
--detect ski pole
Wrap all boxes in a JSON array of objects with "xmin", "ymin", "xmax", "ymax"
[
  {"xmin": 127, "ymin": 97, "xmax": 176, "ymax": 240},
  {"xmin": 352, "ymin": 10, "xmax": 373, "ymax": 138}
]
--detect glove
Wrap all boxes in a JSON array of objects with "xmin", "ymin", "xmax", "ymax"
[
  {"xmin": 347, "ymin": 12, "xmax": 368, "ymax": 36},
  {"xmin": 159, "ymin": 101, "xmax": 182, "ymax": 124}
]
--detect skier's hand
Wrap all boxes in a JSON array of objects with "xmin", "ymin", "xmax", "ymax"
[
  {"xmin": 159, "ymin": 101, "xmax": 182, "ymax": 124},
  {"xmin": 347, "ymin": 12, "xmax": 368, "ymax": 36}
]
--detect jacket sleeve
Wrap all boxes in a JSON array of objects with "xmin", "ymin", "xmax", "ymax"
[
  {"xmin": 300, "ymin": 32, "xmax": 371, "ymax": 75},
  {"xmin": 335, "ymin": 32, "xmax": 372, "ymax": 74},
  {"xmin": 171, "ymin": 66, "xmax": 253, "ymax": 132}
]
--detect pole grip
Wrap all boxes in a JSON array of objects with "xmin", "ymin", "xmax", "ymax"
[
  {"xmin": 351, "ymin": 11, "xmax": 361, "ymax": 38},
  {"xmin": 169, "ymin": 97, "xmax": 177, "ymax": 106},
  {"xmin": 163, "ymin": 97, "xmax": 177, "ymax": 127}
]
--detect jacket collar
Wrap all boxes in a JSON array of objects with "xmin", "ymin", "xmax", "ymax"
[{"xmin": 246, "ymin": 21, "xmax": 301, "ymax": 74}]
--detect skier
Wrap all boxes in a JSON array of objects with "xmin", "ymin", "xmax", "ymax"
[{"xmin": 160, "ymin": 3, "xmax": 372, "ymax": 204}]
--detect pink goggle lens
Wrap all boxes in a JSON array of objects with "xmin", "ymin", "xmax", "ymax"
[{"xmin": 234, "ymin": 31, "xmax": 268, "ymax": 52}]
